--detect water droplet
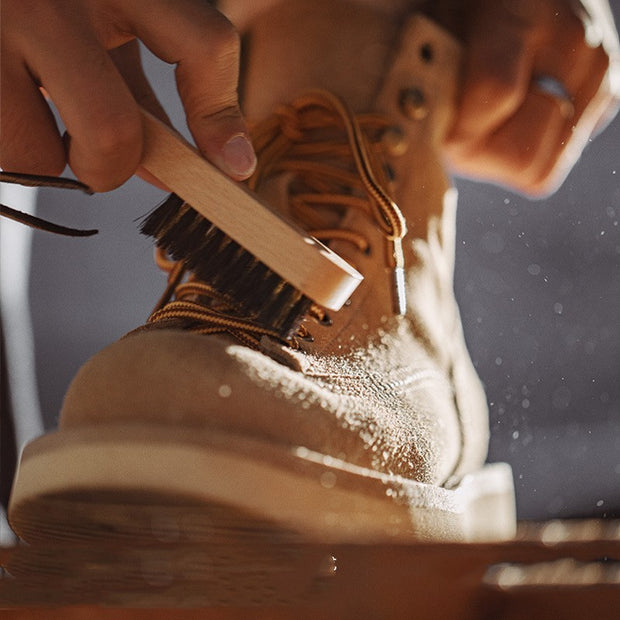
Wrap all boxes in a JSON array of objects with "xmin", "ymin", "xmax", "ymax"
[
  {"xmin": 296, "ymin": 446, "xmax": 310, "ymax": 459},
  {"xmin": 491, "ymin": 565, "xmax": 525, "ymax": 588},
  {"xmin": 512, "ymin": 431, "xmax": 520, "ymax": 440},
  {"xmin": 320, "ymin": 471, "xmax": 337, "ymax": 489},
  {"xmin": 553, "ymin": 302, "xmax": 563, "ymax": 315},
  {"xmin": 218, "ymin": 384, "xmax": 232, "ymax": 398},
  {"xmin": 317, "ymin": 555, "xmax": 338, "ymax": 578},
  {"xmin": 527, "ymin": 263, "xmax": 541, "ymax": 276},
  {"xmin": 541, "ymin": 520, "xmax": 569, "ymax": 544}
]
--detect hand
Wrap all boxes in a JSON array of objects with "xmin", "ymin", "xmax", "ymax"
[
  {"xmin": 442, "ymin": 0, "xmax": 620, "ymax": 196},
  {"xmin": 0, "ymin": 0, "xmax": 257, "ymax": 192}
]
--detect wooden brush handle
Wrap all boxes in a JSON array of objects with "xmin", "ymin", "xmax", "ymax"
[{"xmin": 139, "ymin": 110, "xmax": 362, "ymax": 311}]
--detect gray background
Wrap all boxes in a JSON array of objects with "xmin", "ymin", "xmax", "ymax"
[{"xmin": 20, "ymin": 11, "xmax": 620, "ymax": 521}]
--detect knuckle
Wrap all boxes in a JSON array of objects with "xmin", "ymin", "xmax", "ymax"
[
  {"xmin": 468, "ymin": 68, "xmax": 526, "ymax": 120},
  {"xmin": 192, "ymin": 103, "xmax": 241, "ymax": 124},
  {"xmin": 74, "ymin": 111, "xmax": 142, "ymax": 192},
  {"xmin": 179, "ymin": 11, "xmax": 239, "ymax": 63},
  {"xmin": 86, "ymin": 110, "xmax": 141, "ymax": 158},
  {"xmin": 481, "ymin": 72, "xmax": 523, "ymax": 104},
  {"xmin": 206, "ymin": 13, "xmax": 241, "ymax": 53}
]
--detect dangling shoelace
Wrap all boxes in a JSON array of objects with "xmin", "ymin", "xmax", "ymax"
[
  {"xmin": 147, "ymin": 90, "xmax": 409, "ymax": 348},
  {"xmin": 0, "ymin": 172, "xmax": 98, "ymax": 236}
]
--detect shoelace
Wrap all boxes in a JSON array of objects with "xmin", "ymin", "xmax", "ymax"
[
  {"xmin": 0, "ymin": 172, "xmax": 97, "ymax": 237},
  {"xmin": 148, "ymin": 90, "xmax": 409, "ymax": 347},
  {"xmin": 145, "ymin": 248, "xmax": 291, "ymax": 349},
  {"xmin": 251, "ymin": 91, "xmax": 408, "ymax": 317}
]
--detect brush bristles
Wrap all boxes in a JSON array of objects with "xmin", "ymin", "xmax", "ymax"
[{"xmin": 140, "ymin": 194, "xmax": 312, "ymax": 338}]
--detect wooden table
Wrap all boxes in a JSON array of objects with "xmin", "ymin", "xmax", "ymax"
[{"xmin": 1, "ymin": 520, "xmax": 619, "ymax": 619}]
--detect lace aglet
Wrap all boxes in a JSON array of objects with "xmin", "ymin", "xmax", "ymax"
[
  {"xmin": 392, "ymin": 266, "xmax": 407, "ymax": 316},
  {"xmin": 390, "ymin": 238, "xmax": 407, "ymax": 316}
]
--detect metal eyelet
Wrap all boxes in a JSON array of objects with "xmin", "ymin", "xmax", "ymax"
[
  {"xmin": 319, "ymin": 313, "xmax": 334, "ymax": 326},
  {"xmin": 399, "ymin": 87, "xmax": 428, "ymax": 121},
  {"xmin": 420, "ymin": 43, "xmax": 434, "ymax": 63},
  {"xmin": 381, "ymin": 126, "xmax": 408, "ymax": 157}
]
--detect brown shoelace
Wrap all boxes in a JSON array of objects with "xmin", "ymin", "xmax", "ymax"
[
  {"xmin": 0, "ymin": 172, "xmax": 97, "ymax": 237},
  {"xmin": 147, "ymin": 90, "xmax": 408, "ymax": 348}
]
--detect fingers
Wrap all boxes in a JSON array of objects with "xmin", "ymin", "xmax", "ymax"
[
  {"xmin": 109, "ymin": 40, "xmax": 169, "ymax": 124},
  {"xmin": 0, "ymin": 53, "xmax": 66, "ymax": 176},
  {"xmin": 445, "ymin": 0, "xmax": 617, "ymax": 195},
  {"xmin": 449, "ymin": 7, "xmax": 537, "ymax": 147},
  {"xmin": 125, "ymin": 0, "xmax": 256, "ymax": 181},
  {"xmin": 37, "ymin": 23, "xmax": 142, "ymax": 192},
  {"xmin": 109, "ymin": 40, "xmax": 171, "ymax": 190},
  {"xmin": 1, "ymin": 0, "xmax": 254, "ymax": 194},
  {"xmin": 530, "ymin": 33, "xmax": 611, "ymax": 192},
  {"xmin": 1, "ymin": 0, "xmax": 142, "ymax": 192}
]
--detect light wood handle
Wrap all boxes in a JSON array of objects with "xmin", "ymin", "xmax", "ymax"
[{"xmin": 139, "ymin": 111, "xmax": 362, "ymax": 310}]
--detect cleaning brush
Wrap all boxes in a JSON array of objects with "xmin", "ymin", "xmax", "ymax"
[{"xmin": 139, "ymin": 110, "xmax": 363, "ymax": 339}]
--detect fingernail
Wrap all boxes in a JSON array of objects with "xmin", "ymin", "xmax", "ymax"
[{"xmin": 222, "ymin": 134, "xmax": 257, "ymax": 178}]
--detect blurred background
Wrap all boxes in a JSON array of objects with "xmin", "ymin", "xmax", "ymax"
[{"xmin": 1, "ymin": 7, "xmax": 618, "ymax": 523}]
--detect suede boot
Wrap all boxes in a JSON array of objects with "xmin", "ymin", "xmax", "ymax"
[{"xmin": 9, "ymin": 4, "xmax": 516, "ymax": 543}]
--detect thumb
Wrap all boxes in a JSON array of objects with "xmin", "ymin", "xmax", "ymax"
[
  {"xmin": 123, "ymin": 1, "xmax": 256, "ymax": 181},
  {"xmin": 173, "ymin": 16, "xmax": 256, "ymax": 181}
]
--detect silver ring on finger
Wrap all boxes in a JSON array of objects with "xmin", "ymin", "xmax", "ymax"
[{"xmin": 533, "ymin": 75, "xmax": 575, "ymax": 119}]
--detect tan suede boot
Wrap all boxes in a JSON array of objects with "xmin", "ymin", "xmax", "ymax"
[{"xmin": 9, "ymin": 6, "xmax": 515, "ymax": 543}]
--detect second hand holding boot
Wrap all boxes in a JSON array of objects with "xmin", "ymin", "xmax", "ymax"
[{"xmin": 9, "ymin": 9, "xmax": 516, "ymax": 544}]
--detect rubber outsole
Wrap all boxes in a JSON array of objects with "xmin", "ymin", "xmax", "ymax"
[{"xmin": 8, "ymin": 425, "xmax": 516, "ymax": 544}]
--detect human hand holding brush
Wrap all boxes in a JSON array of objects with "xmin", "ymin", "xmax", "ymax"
[
  {"xmin": 0, "ymin": 0, "xmax": 257, "ymax": 192},
  {"xmin": 437, "ymin": 0, "xmax": 620, "ymax": 196},
  {"xmin": 1, "ymin": 0, "xmax": 618, "ymax": 196}
]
